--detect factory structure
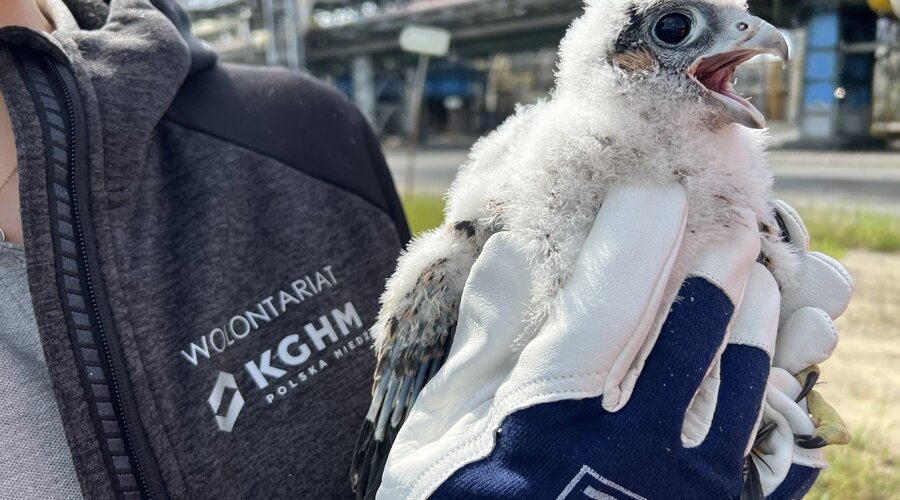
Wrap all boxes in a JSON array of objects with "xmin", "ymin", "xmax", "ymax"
[{"xmin": 178, "ymin": 0, "xmax": 900, "ymax": 148}]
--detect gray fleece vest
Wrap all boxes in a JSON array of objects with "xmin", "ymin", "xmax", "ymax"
[{"xmin": 0, "ymin": 1, "xmax": 408, "ymax": 498}]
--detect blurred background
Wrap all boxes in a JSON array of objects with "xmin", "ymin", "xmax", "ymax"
[{"xmin": 177, "ymin": 0, "xmax": 898, "ymax": 497}]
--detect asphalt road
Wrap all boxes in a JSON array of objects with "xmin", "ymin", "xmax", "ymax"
[
  {"xmin": 385, "ymin": 146, "xmax": 900, "ymax": 213},
  {"xmin": 768, "ymin": 151, "xmax": 900, "ymax": 212}
]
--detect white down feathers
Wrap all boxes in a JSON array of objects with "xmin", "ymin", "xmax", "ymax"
[{"xmin": 372, "ymin": 0, "xmax": 797, "ymax": 353}]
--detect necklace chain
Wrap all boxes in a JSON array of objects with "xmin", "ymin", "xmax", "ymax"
[
  {"xmin": 0, "ymin": 166, "xmax": 17, "ymax": 242},
  {"xmin": 0, "ymin": 166, "xmax": 17, "ymax": 194}
]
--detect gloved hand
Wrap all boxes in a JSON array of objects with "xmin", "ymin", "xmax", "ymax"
[
  {"xmin": 379, "ymin": 184, "xmax": 777, "ymax": 499},
  {"xmin": 744, "ymin": 200, "xmax": 853, "ymax": 499},
  {"xmin": 768, "ymin": 201, "xmax": 852, "ymax": 378}
]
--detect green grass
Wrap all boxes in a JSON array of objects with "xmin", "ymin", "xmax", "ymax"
[
  {"xmin": 808, "ymin": 428, "xmax": 900, "ymax": 500},
  {"xmin": 402, "ymin": 196, "xmax": 900, "ymax": 256},
  {"xmin": 798, "ymin": 205, "xmax": 900, "ymax": 259},
  {"xmin": 402, "ymin": 196, "xmax": 446, "ymax": 235}
]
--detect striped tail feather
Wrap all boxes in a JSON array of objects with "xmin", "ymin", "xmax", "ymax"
[{"xmin": 350, "ymin": 223, "xmax": 483, "ymax": 499}]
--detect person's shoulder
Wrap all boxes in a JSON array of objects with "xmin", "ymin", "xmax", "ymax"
[
  {"xmin": 164, "ymin": 63, "xmax": 409, "ymax": 241},
  {"xmin": 166, "ymin": 63, "xmax": 367, "ymax": 160}
]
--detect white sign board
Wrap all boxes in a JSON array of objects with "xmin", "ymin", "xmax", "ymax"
[{"xmin": 400, "ymin": 25, "xmax": 452, "ymax": 57}]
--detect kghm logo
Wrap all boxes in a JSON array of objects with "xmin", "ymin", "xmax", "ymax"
[
  {"xmin": 557, "ymin": 465, "xmax": 646, "ymax": 500},
  {"xmin": 208, "ymin": 372, "xmax": 245, "ymax": 433},
  {"xmin": 202, "ymin": 300, "xmax": 370, "ymax": 433}
]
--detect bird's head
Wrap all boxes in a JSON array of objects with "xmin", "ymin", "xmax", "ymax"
[{"xmin": 556, "ymin": 0, "xmax": 789, "ymax": 130}]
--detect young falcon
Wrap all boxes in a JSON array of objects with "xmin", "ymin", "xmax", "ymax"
[{"xmin": 352, "ymin": 1, "xmax": 794, "ymax": 496}]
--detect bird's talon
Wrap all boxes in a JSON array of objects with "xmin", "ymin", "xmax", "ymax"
[
  {"xmin": 794, "ymin": 366, "xmax": 820, "ymax": 403},
  {"xmin": 795, "ymin": 435, "xmax": 829, "ymax": 450},
  {"xmin": 791, "ymin": 367, "xmax": 851, "ymax": 449}
]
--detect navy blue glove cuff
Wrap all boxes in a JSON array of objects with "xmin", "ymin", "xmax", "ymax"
[
  {"xmin": 433, "ymin": 278, "xmax": 771, "ymax": 499},
  {"xmin": 767, "ymin": 465, "xmax": 819, "ymax": 500}
]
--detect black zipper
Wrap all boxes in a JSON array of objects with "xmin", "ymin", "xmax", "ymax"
[
  {"xmin": 17, "ymin": 52, "xmax": 160, "ymax": 499},
  {"xmin": 46, "ymin": 58, "xmax": 153, "ymax": 500}
]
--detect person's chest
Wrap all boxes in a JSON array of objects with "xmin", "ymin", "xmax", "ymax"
[{"xmin": 0, "ymin": 95, "xmax": 23, "ymax": 245}]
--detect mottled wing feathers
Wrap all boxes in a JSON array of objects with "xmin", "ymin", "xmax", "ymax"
[
  {"xmin": 351, "ymin": 332, "xmax": 451, "ymax": 499},
  {"xmin": 351, "ymin": 224, "xmax": 480, "ymax": 500}
]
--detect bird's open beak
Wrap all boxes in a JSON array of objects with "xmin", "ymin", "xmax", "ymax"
[{"xmin": 688, "ymin": 17, "xmax": 790, "ymax": 129}]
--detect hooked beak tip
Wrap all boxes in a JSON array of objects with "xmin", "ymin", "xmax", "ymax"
[{"xmin": 743, "ymin": 19, "xmax": 790, "ymax": 65}]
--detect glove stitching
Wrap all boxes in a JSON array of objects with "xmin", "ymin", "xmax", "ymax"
[
  {"xmin": 687, "ymin": 271, "xmax": 735, "ymax": 303},
  {"xmin": 724, "ymin": 337, "xmax": 772, "ymax": 356},
  {"xmin": 413, "ymin": 371, "xmax": 606, "ymax": 498},
  {"xmin": 808, "ymin": 252, "xmax": 853, "ymax": 290},
  {"xmin": 810, "ymin": 307, "xmax": 839, "ymax": 343},
  {"xmin": 793, "ymin": 449, "xmax": 828, "ymax": 469}
]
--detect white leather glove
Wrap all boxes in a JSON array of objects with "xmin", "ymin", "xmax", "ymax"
[
  {"xmin": 379, "ymin": 184, "xmax": 772, "ymax": 500},
  {"xmin": 769, "ymin": 200, "xmax": 853, "ymax": 375},
  {"xmin": 745, "ymin": 200, "xmax": 854, "ymax": 498}
]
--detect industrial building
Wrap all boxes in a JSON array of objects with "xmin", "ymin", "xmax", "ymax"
[{"xmin": 179, "ymin": 0, "xmax": 900, "ymax": 148}]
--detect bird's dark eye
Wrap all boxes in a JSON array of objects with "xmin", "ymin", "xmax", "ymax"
[{"xmin": 654, "ymin": 12, "xmax": 692, "ymax": 46}]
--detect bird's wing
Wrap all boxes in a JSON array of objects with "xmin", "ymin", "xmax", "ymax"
[{"xmin": 351, "ymin": 224, "xmax": 480, "ymax": 499}]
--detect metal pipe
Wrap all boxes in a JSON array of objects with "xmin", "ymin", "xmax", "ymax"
[
  {"xmin": 284, "ymin": 0, "xmax": 301, "ymax": 71},
  {"xmin": 263, "ymin": 0, "xmax": 279, "ymax": 66},
  {"xmin": 406, "ymin": 54, "xmax": 430, "ymax": 196}
]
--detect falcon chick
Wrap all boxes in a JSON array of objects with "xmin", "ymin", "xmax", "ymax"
[{"xmin": 352, "ymin": 1, "xmax": 795, "ymax": 497}]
